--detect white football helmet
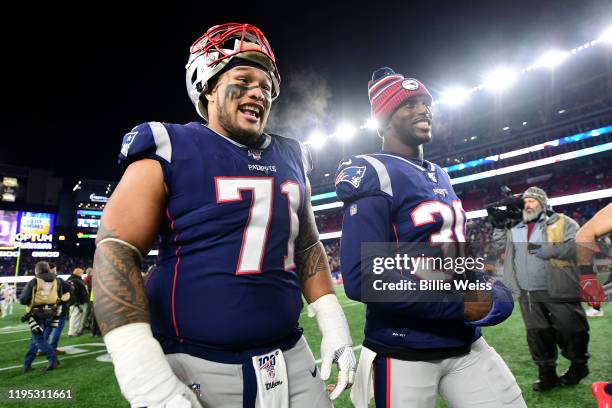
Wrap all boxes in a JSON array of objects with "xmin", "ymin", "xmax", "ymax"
[{"xmin": 185, "ymin": 22, "xmax": 281, "ymax": 121}]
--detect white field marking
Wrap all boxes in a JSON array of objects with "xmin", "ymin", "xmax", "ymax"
[
  {"xmin": 315, "ymin": 345, "xmax": 363, "ymax": 365},
  {"xmin": 0, "ymin": 328, "xmax": 30, "ymax": 335},
  {"xmin": 300, "ymin": 301, "xmax": 361, "ymax": 317},
  {"xmin": 59, "ymin": 346, "xmax": 89, "ymax": 355},
  {"xmin": 0, "ymin": 350, "xmax": 107, "ymax": 372},
  {"xmin": 0, "ymin": 324, "xmax": 28, "ymax": 332},
  {"xmin": 0, "ymin": 337, "xmax": 31, "ymax": 344},
  {"xmin": 60, "ymin": 342, "xmax": 106, "ymax": 349},
  {"xmin": 96, "ymin": 353, "xmax": 112, "ymax": 363}
]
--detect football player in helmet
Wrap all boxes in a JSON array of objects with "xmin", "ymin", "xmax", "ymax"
[{"xmin": 94, "ymin": 23, "xmax": 355, "ymax": 408}]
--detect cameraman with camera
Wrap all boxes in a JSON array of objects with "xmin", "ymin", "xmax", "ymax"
[
  {"xmin": 19, "ymin": 261, "xmax": 71, "ymax": 373},
  {"xmin": 491, "ymin": 187, "xmax": 590, "ymax": 392}
]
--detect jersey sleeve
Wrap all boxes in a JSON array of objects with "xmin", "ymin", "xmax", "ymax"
[
  {"xmin": 463, "ymin": 272, "xmax": 514, "ymax": 327},
  {"xmin": 335, "ymin": 155, "xmax": 393, "ymax": 204},
  {"xmin": 269, "ymin": 134, "xmax": 311, "ymax": 179},
  {"xmin": 436, "ymin": 164, "xmax": 453, "ymax": 186},
  {"xmin": 118, "ymin": 122, "xmax": 173, "ymax": 169}
]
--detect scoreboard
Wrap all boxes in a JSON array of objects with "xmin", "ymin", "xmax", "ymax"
[
  {"xmin": 76, "ymin": 209, "xmax": 102, "ymax": 238},
  {"xmin": 0, "ymin": 210, "xmax": 55, "ymax": 249}
]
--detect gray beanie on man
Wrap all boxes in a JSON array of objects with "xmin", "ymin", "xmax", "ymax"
[{"xmin": 523, "ymin": 186, "xmax": 548, "ymax": 208}]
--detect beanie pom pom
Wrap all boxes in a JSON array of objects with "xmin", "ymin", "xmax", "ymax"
[{"xmin": 372, "ymin": 67, "xmax": 396, "ymax": 81}]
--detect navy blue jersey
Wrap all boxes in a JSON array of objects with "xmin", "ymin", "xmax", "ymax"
[
  {"xmin": 119, "ymin": 122, "xmax": 307, "ymax": 357},
  {"xmin": 335, "ymin": 152, "xmax": 513, "ymax": 358}
]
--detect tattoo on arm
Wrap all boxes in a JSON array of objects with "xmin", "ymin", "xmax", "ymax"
[
  {"xmin": 295, "ymin": 241, "xmax": 329, "ymax": 284},
  {"xmin": 294, "ymin": 178, "xmax": 331, "ymax": 284},
  {"xmin": 93, "ymin": 224, "xmax": 149, "ymax": 336}
]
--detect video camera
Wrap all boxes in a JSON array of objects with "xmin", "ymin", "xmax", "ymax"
[{"xmin": 485, "ymin": 186, "xmax": 524, "ymax": 229}]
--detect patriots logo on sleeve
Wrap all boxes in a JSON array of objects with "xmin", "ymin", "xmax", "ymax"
[{"xmin": 335, "ymin": 166, "xmax": 367, "ymax": 189}]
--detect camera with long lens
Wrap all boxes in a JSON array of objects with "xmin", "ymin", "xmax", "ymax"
[{"xmin": 485, "ymin": 186, "xmax": 524, "ymax": 229}]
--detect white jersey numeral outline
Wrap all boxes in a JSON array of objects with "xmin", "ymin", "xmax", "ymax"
[
  {"xmin": 411, "ymin": 200, "xmax": 467, "ymax": 258},
  {"xmin": 215, "ymin": 177, "xmax": 301, "ymax": 275},
  {"xmin": 280, "ymin": 181, "xmax": 301, "ymax": 270}
]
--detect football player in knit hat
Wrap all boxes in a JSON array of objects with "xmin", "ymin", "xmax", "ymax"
[{"xmin": 335, "ymin": 67, "xmax": 525, "ymax": 407}]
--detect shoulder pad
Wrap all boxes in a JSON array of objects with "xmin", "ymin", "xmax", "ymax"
[
  {"xmin": 335, "ymin": 155, "xmax": 393, "ymax": 202},
  {"xmin": 269, "ymin": 133, "xmax": 312, "ymax": 175},
  {"xmin": 118, "ymin": 122, "xmax": 172, "ymax": 169},
  {"xmin": 299, "ymin": 143, "xmax": 313, "ymax": 175},
  {"xmin": 434, "ymin": 163, "xmax": 452, "ymax": 183}
]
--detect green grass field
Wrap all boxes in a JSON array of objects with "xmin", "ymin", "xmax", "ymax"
[{"xmin": 0, "ymin": 287, "xmax": 610, "ymax": 407}]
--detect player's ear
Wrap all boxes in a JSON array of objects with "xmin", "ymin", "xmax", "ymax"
[{"xmin": 203, "ymin": 76, "xmax": 219, "ymax": 103}]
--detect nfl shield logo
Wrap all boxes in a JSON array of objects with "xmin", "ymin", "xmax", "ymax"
[
  {"xmin": 427, "ymin": 172, "xmax": 437, "ymax": 183},
  {"xmin": 248, "ymin": 149, "xmax": 263, "ymax": 160},
  {"xmin": 258, "ymin": 352, "xmax": 278, "ymax": 379},
  {"xmin": 349, "ymin": 204, "xmax": 358, "ymax": 216}
]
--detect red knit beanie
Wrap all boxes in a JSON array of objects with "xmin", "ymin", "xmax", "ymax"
[{"xmin": 368, "ymin": 67, "xmax": 432, "ymax": 126}]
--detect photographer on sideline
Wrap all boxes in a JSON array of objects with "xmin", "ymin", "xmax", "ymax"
[
  {"xmin": 492, "ymin": 187, "xmax": 590, "ymax": 391},
  {"xmin": 20, "ymin": 261, "xmax": 71, "ymax": 373}
]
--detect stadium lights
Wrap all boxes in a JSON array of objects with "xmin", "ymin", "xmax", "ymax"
[
  {"xmin": 440, "ymin": 87, "xmax": 470, "ymax": 106},
  {"xmin": 439, "ymin": 28, "xmax": 609, "ymax": 107},
  {"xmin": 599, "ymin": 26, "xmax": 612, "ymax": 44},
  {"xmin": 362, "ymin": 117, "xmax": 379, "ymax": 130},
  {"xmin": 483, "ymin": 68, "xmax": 518, "ymax": 92},
  {"xmin": 335, "ymin": 123, "xmax": 357, "ymax": 141},
  {"xmin": 533, "ymin": 50, "xmax": 570, "ymax": 69},
  {"xmin": 306, "ymin": 130, "xmax": 327, "ymax": 149}
]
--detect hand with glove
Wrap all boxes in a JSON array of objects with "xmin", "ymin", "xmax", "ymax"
[
  {"xmin": 27, "ymin": 316, "xmax": 43, "ymax": 335},
  {"xmin": 104, "ymin": 323, "xmax": 202, "ymax": 408},
  {"xmin": 308, "ymin": 294, "xmax": 356, "ymax": 400},
  {"xmin": 579, "ymin": 266, "xmax": 606, "ymax": 310}
]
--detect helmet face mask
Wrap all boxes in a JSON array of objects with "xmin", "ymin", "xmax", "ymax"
[{"xmin": 185, "ymin": 23, "xmax": 281, "ymax": 121}]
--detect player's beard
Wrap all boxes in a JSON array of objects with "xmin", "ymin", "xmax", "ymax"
[
  {"xmin": 217, "ymin": 108, "xmax": 262, "ymax": 146},
  {"xmin": 216, "ymin": 85, "xmax": 270, "ymax": 147}
]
